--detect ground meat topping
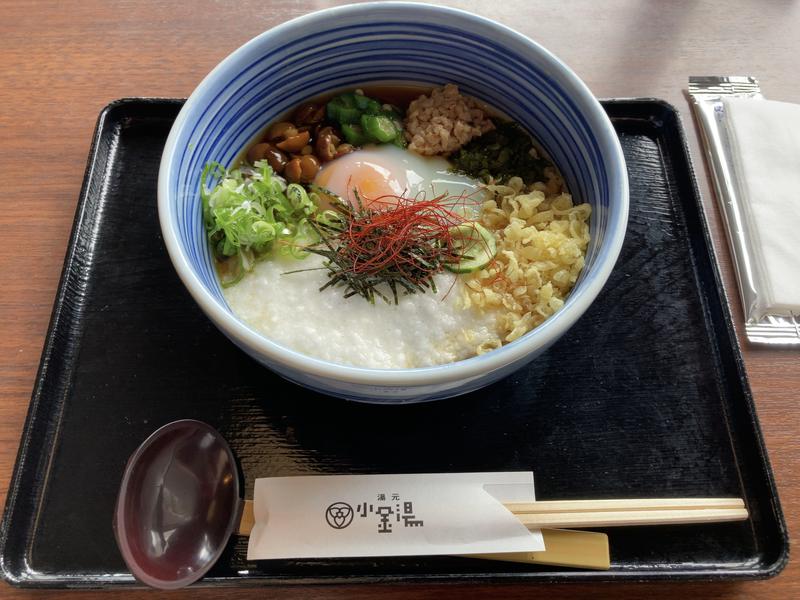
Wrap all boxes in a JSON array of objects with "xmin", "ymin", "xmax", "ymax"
[{"xmin": 404, "ymin": 84, "xmax": 494, "ymax": 156}]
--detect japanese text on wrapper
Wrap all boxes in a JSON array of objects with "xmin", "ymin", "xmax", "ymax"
[{"xmin": 357, "ymin": 493, "xmax": 424, "ymax": 533}]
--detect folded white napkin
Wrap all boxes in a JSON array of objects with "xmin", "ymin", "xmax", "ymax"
[{"xmin": 724, "ymin": 97, "xmax": 800, "ymax": 320}]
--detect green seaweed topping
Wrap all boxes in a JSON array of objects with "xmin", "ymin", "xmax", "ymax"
[{"xmin": 449, "ymin": 121, "xmax": 551, "ymax": 184}]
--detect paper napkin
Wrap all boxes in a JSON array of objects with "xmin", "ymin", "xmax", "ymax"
[{"xmin": 723, "ymin": 97, "xmax": 800, "ymax": 319}]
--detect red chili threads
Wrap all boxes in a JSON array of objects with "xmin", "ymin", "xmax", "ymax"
[{"xmin": 309, "ymin": 191, "xmax": 477, "ymax": 304}]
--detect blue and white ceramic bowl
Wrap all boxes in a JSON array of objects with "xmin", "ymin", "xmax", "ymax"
[{"xmin": 158, "ymin": 2, "xmax": 629, "ymax": 403}]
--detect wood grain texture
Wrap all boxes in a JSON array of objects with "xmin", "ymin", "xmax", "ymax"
[{"xmin": 0, "ymin": 0, "xmax": 796, "ymax": 598}]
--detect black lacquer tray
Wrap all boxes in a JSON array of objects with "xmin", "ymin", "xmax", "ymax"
[{"xmin": 0, "ymin": 99, "xmax": 788, "ymax": 587}]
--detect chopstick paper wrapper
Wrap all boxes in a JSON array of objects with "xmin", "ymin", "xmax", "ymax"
[
  {"xmin": 247, "ymin": 472, "xmax": 545, "ymax": 560},
  {"xmin": 688, "ymin": 76, "xmax": 800, "ymax": 344}
]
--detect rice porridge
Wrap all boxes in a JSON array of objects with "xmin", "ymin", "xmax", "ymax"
[{"xmin": 224, "ymin": 254, "xmax": 501, "ymax": 368}]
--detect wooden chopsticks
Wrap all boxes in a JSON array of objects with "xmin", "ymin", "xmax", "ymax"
[
  {"xmin": 238, "ymin": 497, "xmax": 748, "ymax": 569},
  {"xmin": 238, "ymin": 497, "xmax": 748, "ymax": 536},
  {"xmin": 505, "ymin": 497, "xmax": 748, "ymax": 529}
]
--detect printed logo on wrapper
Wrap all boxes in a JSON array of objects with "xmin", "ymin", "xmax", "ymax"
[
  {"xmin": 327, "ymin": 497, "xmax": 424, "ymax": 533},
  {"xmin": 248, "ymin": 472, "xmax": 544, "ymax": 560},
  {"xmin": 325, "ymin": 502, "xmax": 354, "ymax": 529}
]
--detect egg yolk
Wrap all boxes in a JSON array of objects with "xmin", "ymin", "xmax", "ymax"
[
  {"xmin": 312, "ymin": 145, "xmax": 485, "ymax": 213},
  {"xmin": 315, "ymin": 158, "xmax": 407, "ymax": 207}
]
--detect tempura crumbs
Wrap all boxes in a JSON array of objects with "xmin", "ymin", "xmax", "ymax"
[{"xmin": 465, "ymin": 177, "xmax": 591, "ymax": 346}]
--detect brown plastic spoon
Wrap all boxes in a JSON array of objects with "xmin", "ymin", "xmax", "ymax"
[{"xmin": 112, "ymin": 420, "xmax": 242, "ymax": 589}]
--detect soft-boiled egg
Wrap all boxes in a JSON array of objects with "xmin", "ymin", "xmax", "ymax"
[{"xmin": 313, "ymin": 145, "xmax": 486, "ymax": 210}]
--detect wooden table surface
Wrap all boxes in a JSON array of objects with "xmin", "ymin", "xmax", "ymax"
[{"xmin": 1, "ymin": 0, "xmax": 797, "ymax": 598}]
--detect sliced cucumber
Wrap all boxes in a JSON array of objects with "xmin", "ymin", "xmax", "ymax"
[{"xmin": 444, "ymin": 222, "xmax": 497, "ymax": 274}]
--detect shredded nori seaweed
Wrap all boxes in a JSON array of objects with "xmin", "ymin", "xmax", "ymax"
[{"xmin": 449, "ymin": 121, "xmax": 551, "ymax": 185}]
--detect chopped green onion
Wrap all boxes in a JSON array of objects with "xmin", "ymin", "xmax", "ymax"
[{"xmin": 200, "ymin": 160, "xmax": 320, "ymax": 286}]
